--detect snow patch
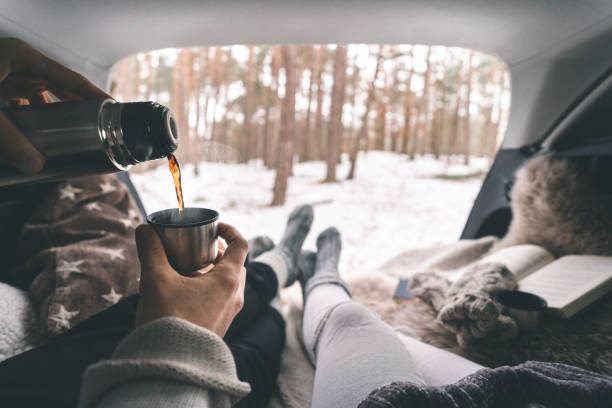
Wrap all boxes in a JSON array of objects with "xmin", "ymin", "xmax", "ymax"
[{"xmin": 130, "ymin": 152, "xmax": 488, "ymax": 276}]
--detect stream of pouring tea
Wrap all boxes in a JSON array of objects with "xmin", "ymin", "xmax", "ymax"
[{"xmin": 168, "ymin": 154, "xmax": 184, "ymax": 212}]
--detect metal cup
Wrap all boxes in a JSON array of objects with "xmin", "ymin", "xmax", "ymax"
[{"xmin": 147, "ymin": 207, "xmax": 219, "ymax": 275}]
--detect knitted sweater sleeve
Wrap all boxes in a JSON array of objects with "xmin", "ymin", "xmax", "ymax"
[{"xmin": 77, "ymin": 317, "xmax": 251, "ymax": 408}]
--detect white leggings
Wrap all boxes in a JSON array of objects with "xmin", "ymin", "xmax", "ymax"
[{"xmin": 302, "ymin": 284, "xmax": 483, "ymax": 408}]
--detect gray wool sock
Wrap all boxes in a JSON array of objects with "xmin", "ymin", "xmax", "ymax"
[
  {"xmin": 300, "ymin": 227, "xmax": 351, "ymax": 298},
  {"xmin": 248, "ymin": 235, "xmax": 275, "ymax": 259},
  {"xmin": 297, "ymin": 250, "xmax": 317, "ymax": 293},
  {"xmin": 255, "ymin": 204, "xmax": 313, "ymax": 288}
]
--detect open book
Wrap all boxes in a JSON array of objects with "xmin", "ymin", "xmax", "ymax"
[{"xmin": 479, "ymin": 245, "xmax": 612, "ymax": 318}]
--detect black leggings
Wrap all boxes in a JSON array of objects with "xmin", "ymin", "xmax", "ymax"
[{"xmin": 0, "ymin": 261, "xmax": 284, "ymax": 408}]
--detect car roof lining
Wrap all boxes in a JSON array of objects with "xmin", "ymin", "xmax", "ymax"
[{"xmin": 2, "ymin": 0, "xmax": 612, "ymax": 149}]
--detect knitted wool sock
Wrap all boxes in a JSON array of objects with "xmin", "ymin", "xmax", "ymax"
[
  {"xmin": 247, "ymin": 235, "xmax": 275, "ymax": 259},
  {"xmin": 300, "ymin": 227, "xmax": 351, "ymax": 298},
  {"xmin": 409, "ymin": 262, "xmax": 518, "ymax": 345},
  {"xmin": 297, "ymin": 250, "xmax": 317, "ymax": 286},
  {"xmin": 255, "ymin": 204, "xmax": 313, "ymax": 289}
]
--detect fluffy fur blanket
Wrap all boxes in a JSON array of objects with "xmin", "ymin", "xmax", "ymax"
[{"xmin": 349, "ymin": 155, "xmax": 612, "ymax": 375}]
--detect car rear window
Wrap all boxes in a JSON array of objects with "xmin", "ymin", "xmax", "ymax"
[{"xmin": 110, "ymin": 44, "xmax": 510, "ymax": 275}]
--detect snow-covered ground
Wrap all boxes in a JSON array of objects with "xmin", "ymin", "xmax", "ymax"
[{"xmin": 130, "ymin": 152, "xmax": 489, "ymax": 276}]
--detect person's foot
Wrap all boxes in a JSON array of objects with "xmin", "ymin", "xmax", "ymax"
[
  {"xmin": 275, "ymin": 204, "xmax": 314, "ymax": 286},
  {"xmin": 299, "ymin": 227, "xmax": 351, "ymax": 298},
  {"xmin": 254, "ymin": 204, "xmax": 314, "ymax": 287},
  {"xmin": 314, "ymin": 227, "xmax": 342, "ymax": 274},
  {"xmin": 297, "ymin": 250, "xmax": 317, "ymax": 289},
  {"xmin": 248, "ymin": 235, "xmax": 275, "ymax": 258}
]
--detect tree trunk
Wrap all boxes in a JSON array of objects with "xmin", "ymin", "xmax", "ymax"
[
  {"xmin": 347, "ymin": 47, "xmax": 383, "ymax": 180},
  {"xmin": 376, "ymin": 66, "xmax": 393, "ymax": 151},
  {"xmin": 241, "ymin": 46, "xmax": 255, "ymax": 163},
  {"xmin": 220, "ymin": 48, "xmax": 233, "ymax": 154},
  {"xmin": 481, "ymin": 59, "xmax": 498, "ymax": 158},
  {"xmin": 300, "ymin": 46, "xmax": 317, "ymax": 162},
  {"xmin": 375, "ymin": 93, "xmax": 386, "ymax": 150},
  {"xmin": 209, "ymin": 48, "xmax": 223, "ymax": 143},
  {"xmin": 183, "ymin": 50, "xmax": 195, "ymax": 164},
  {"xmin": 192, "ymin": 49, "xmax": 209, "ymax": 174},
  {"xmin": 409, "ymin": 46, "xmax": 432, "ymax": 160},
  {"xmin": 431, "ymin": 64, "xmax": 447, "ymax": 159},
  {"xmin": 264, "ymin": 46, "xmax": 282, "ymax": 168},
  {"xmin": 463, "ymin": 50, "xmax": 475, "ymax": 165},
  {"xmin": 288, "ymin": 57, "xmax": 305, "ymax": 176},
  {"xmin": 271, "ymin": 46, "xmax": 284, "ymax": 169},
  {"xmin": 388, "ymin": 60, "xmax": 400, "ymax": 153},
  {"xmin": 349, "ymin": 63, "xmax": 361, "ymax": 154},
  {"xmin": 314, "ymin": 46, "xmax": 327, "ymax": 160},
  {"xmin": 199, "ymin": 49, "xmax": 211, "ymax": 143},
  {"xmin": 171, "ymin": 50, "xmax": 188, "ymax": 164},
  {"xmin": 401, "ymin": 64, "xmax": 415, "ymax": 154},
  {"xmin": 263, "ymin": 48, "xmax": 277, "ymax": 167},
  {"xmin": 448, "ymin": 58, "xmax": 464, "ymax": 162},
  {"xmin": 324, "ymin": 45, "xmax": 348, "ymax": 183},
  {"xmin": 271, "ymin": 46, "xmax": 297, "ymax": 206},
  {"xmin": 488, "ymin": 66, "xmax": 505, "ymax": 158}
]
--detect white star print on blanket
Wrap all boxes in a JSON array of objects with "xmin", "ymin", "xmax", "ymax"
[
  {"xmin": 101, "ymin": 248, "xmax": 125, "ymax": 260},
  {"xmin": 49, "ymin": 305, "xmax": 79, "ymax": 330},
  {"xmin": 56, "ymin": 260, "xmax": 84, "ymax": 278},
  {"xmin": 99, "ymin": 181, "xmax": 117, "ymax": 194},
  {"xmin": 101, "ymin": 287, "xmax": 123, "ymax": 305},
  {"xmin": 59, "ymin": 183, "xmax": 83, "ymax": 200},
  {"xmin": 84, "ymin": 202, "xmax": 102, "ymax": 211}
]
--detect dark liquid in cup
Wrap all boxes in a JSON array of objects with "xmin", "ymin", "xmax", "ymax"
[{"xmin": 168, "ymin": 154, "xmax": 184, "ymax": 212}]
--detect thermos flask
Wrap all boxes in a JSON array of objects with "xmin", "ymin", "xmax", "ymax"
[{"xmin": 0, "ymin": 99, "xmax": 179, "ymax": 187}]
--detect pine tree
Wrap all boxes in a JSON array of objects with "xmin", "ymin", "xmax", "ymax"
[
  {"xmin": 448, "ymin": 55, "xmax": 464, "ymax": 162},
  {"xmin": 401, "ymin": 50, "xmax": 415, "ymax": 155},
  {"xmin": 348, "ymin": 61, "xmax": 361, "ymax": 155},
  {"xmin": 480, "ymin": 58, "xmax": 498, "ymax": 158},
  {"xmin": 431, "ymin": 57, "xmax": 448, "ymax": 159},
  {"xmin": 324, "ymin": 45, "xmax": 348, "ymax": 182},
  {"xmin": 271, "ymin": 45, "xmax": 297, "ymax": 205},
  {"xmin": 241, "ymin": 46, "xmax": 255, "ymax": 163},
  {"xmin": 463, "ymin": 50, "xmax": 475, "ymax": 165},
  {"xmin": 264, "ymin": 46, "xmax": 282, "ymax": 168},
  {"xmin": 313, "ymin": 46, "xmax": 327, "ymax": 160},
  {"xmin": 347, "ymin": 47, "xmax": 384, "ymax": 180},
  {"xmin": 220, "ymin": 48, "xmax": 233, "ymax": 153},
  {"xmin": 193, "ymin": 48, "xmax": 209, "ymax": 174},
  {"xmin": 209, "ymin": 48, "xmax": 223, "ymax": 143},
  {"xmin": 409, "ymin": 46, "xmax": 432, "ymax": 160},
  {"xmin": 300, "ymin": 46, "xmax": 317, "ymax": 162}
]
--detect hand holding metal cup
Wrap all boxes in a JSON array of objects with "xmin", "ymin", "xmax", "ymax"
[{"xmin": 146, "ymin": 207, "xmax": 219, "ymax": 275}]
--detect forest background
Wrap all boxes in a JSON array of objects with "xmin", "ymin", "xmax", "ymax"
[{"xmin": 111, "ymin": 44, "xmax": 510, "ymax": 206}]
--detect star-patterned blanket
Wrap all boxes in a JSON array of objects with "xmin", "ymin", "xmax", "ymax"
[{"xmin": 9, "ymin": 175, "xmax": 142, "ymax": 339}]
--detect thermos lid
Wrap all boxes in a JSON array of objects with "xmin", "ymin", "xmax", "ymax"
[{"xmin": 120, "ymin": 102, "xmax": 179, "ymax": 162}]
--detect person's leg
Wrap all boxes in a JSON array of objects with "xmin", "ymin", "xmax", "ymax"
[
  {"xmin": 226, "ymin": 205, "xmax": 314, "ymax": 341},
  {"xmin": 396, "ymin": 333, "xmax": 483, "ymax": 386},
  {"xmin": 228, "ymin": 307, "xmax": 286, "ymax": 408},
  {"xmin": 300, "ymin": 228, "xmax": 426, "ymax": 408},
  {"xmin": 224, "ymin": 261, "xmax": 279, "ymax": 342}
]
